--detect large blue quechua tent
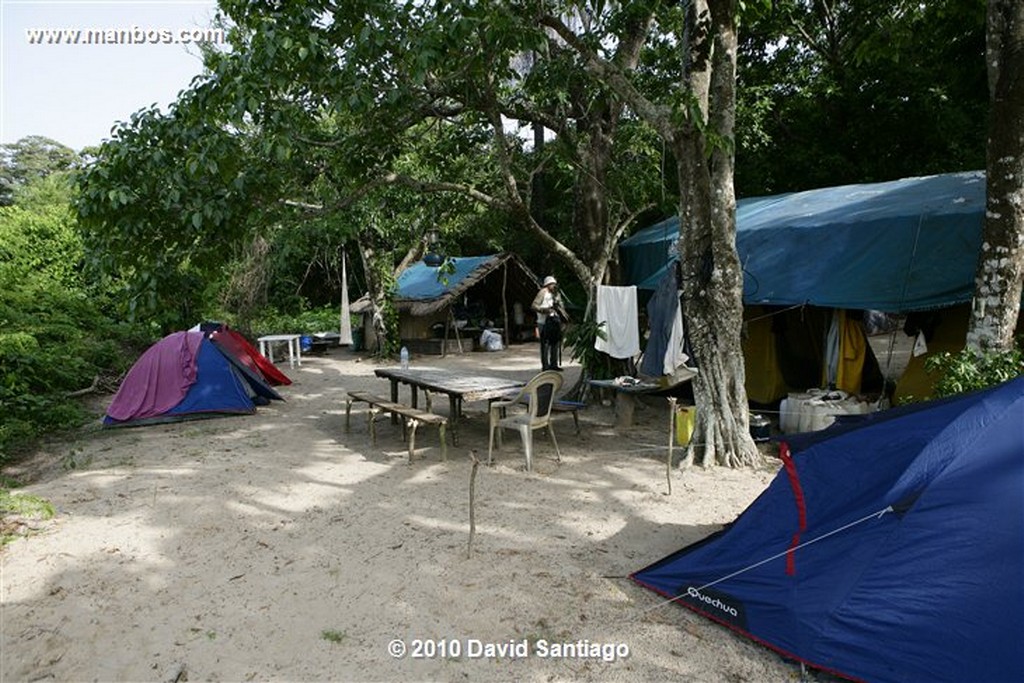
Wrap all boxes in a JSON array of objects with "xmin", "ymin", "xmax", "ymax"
[
  {"xmin": 104, "ymin": 331, "xmax": 282, "ymax": 427},
  {"xmin": 620, "ymin": 171, "xmax": 986, "ymax": 311},
  {"xmin": 632, "ymin": 376, "xmax": 1024, "ymax": 683}
]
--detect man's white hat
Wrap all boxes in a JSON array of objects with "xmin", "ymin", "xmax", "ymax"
[{"xmin": 543, "ymin": 275, "xmax": 557, "ymax": 287}]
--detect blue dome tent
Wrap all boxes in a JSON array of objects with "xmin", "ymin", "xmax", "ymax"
[
  {"xmin": 632, "ymin": 376, "xmax": 1024, "ymax": 682},
  {"xmin": 104, "ymin": 331, "xmax": 283, "ymax": 427}
]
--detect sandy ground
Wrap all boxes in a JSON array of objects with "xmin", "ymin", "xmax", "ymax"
[{"xmin": 1, "ymin": 342, "xmax": 798, "ymax": 683}]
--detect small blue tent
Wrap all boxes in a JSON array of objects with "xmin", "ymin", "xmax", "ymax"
[
  {"xmin": 104, "ymin": 331, "xmax": 282, "ymax": 427},
  {"xmin": 632, "ymin": 376, "xmax": 1024, "ymax": 682},
  {"xmin": 621, "ymin": 171, "xmax": 987, "ymax": 312}
]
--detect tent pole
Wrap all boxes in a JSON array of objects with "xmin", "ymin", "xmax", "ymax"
[
  {"xmin": 448, "ymin": 307, "xmax": 463, "ymax": 354},
  {"xmin": 339, "ymin": 249, "xmax": 353, "ymax": 345},
  {"xmin": 502, "ymin": 260, "xmax": 510, "ymax": 347}
]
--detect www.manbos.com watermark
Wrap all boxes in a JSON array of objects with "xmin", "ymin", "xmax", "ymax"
[{"xmin": 25, "ymin": 26, "xmax": 226, "ymax": 46}]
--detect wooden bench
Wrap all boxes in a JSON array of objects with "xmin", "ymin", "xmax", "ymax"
[{"xmin": 345, "ymin": 391, "xmax": 448, "ymax": 462}]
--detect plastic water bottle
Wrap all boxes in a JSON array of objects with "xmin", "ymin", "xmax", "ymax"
[{"xmin": 400, "ymin": 346, "xmax": 409, "ymax": 370}]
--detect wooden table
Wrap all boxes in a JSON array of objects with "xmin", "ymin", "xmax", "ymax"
[
  {"xmin": 587, "ymin": 378, "xmax": 663, "ymax": 429},
  {"xmin": 374, "ymin": 367, "xmax": 524, "ymax": 445}
]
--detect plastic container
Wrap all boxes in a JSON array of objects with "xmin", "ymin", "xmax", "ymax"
[
  {"xmin": 749, "ymin": 413, "xmax": 771, "ymax": 442},
  {"xmin": 400, "ymin": 346, "xmax": 409, "ymax": 369},
  {"xmin": 675, "ymin": 406, "xmax": 697, "ymax": 445},
  {"xmin": 300, "ymin": 335, "xmax": 313, "ymax": 352},
  {"xmin": 781, "ymin": 393, "xmax": 812, "ymax": 434}
]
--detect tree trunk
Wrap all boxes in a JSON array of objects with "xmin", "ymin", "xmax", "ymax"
[
  {"xmin": 576, "ymin": 116, "xmax": 612, "ymax": 268},
  {"xmin": 967, "ymin": 0, "xmax": 1024, "ymax": 352},
  {"xmin": 537, "ymin": 6, "xmax": 759, "ymax": 467},
  {"xmin": 676, "ymin": 0, "xmax": 758, "ymax": 468},
  {"xmin": 356, "ymin": 231, "xmax": 391, "ymax": 356}
]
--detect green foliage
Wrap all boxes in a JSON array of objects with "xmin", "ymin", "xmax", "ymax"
[
  {"xmin": 0, "ymin": 489, "xmax": 55, "ymax": 519},
  {"xmin": 0, "ymin": 175, "xmax": 154, "ymax": 462},
  {"xmin": 433, "ymin": 257, "xmax": 457, "ymax": 286},
  {"xmin": 0, "ymin": 273, "xmax": 151, "ymax": 460},
  {"xmin": 320, "ymin": 629, "xmax": 347, "ymax": 644},
  {"xmin": 245, "ymin": 305, "xmax": 342, "ymax": 338},
  {"xmin": 737, "ymin": 0, "xmax": 988, "ymax": 195},
  {"xmin": 925, "ymin": 343, "xmax": 1024, "ymax": 399},
  {"xmin": 76, "ymin": 98, "xmax": 274, "ymax": 330},
  {"xmin": 0, "ymin": 488, "xmax": 56, "ymax": 545},
  {"xmin": 1, "ymin": 135, "xmax": 79, "ymax": 206},
  {"xmin": 564, "ymin": 316, "xmax": 613, "ymax": 381},
  {"xmin": 0, "ymin": 174, "xmax": 82, "ymax": 287}
]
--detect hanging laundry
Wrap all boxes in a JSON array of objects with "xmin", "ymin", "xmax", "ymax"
[
  {"xmin": 595, "ymin": 285, "xmax": 641, "ymax": 359},
  {"xmin": 640, "ymin": 267, "xmax": 695, "ymax": 376}
]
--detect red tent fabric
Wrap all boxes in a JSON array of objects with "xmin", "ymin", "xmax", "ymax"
[
  {"xmin": 209, "ymin": 327, "xmax": 292, "ymax": 386},
  {"xmin": 106, "ymin": 331, "xmax": 204, "ymax": 421}
]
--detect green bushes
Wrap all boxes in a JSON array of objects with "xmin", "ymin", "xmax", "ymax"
[
  {"xmin": 0, "ymin": 174, "xmax": 154, "ymax": 463},
  {"xmin": 0, "ymin": 275, "xmax": 153, "ymax": 461},
  {"xmin": 245, "ymin": 305, "xmax": 343, "ymax": 339},
  {"xmin": 925, "ymin": 343, "xmax": 1024, "ymax": 399}
]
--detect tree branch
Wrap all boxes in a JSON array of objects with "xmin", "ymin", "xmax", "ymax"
[{"xmin": 538, "ymin": 14, "xmax": 676, "ymax": 141}]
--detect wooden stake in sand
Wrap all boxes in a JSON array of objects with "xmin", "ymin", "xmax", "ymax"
[
  {"xmin": 467, "ymin": 453, "xmax": 480, "ymax": 558},
  {"xmin": 666, "ymin": 397, "xmax": 676, "ymax": 495}
]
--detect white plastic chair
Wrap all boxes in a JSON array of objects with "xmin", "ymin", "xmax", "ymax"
[{"xmin": 487, "ymin": 370, "xmax": 563, "ymax": 471}]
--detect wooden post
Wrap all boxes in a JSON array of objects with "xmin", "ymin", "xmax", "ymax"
[
  {"xmin": 615, "ymin": 392, "xmax": 635, "ymax": 429},
  {"xmin": 666, "ymin": 397, "xmax": 677, "ymax": 495},
  {"xmin": 407, "ymin": 419, "xmax": 419, "ymax": 464},
  {"xmin": 443, "ymin": 305, "xmax": 451, "ymax": 358},
  {"xmin": 467, "ymin": 454, "xmax": 480, "ymax": 558},
  {"xmin": 448, "ymin": 307, "xmax": 464, "ymax": 354}
]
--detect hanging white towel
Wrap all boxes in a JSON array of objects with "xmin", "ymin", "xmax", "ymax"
[{"xmin": 594, "ymin": 285, "xmax": 640, "ymax": 359}]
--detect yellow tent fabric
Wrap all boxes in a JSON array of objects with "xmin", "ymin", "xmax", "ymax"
[
  {"xmin": 893, "ymin": 306, "xmax": 1024, "ymax": 402},
  {"xmin": 743, "ymin": 308, "xmax": 789, "ymax": 404},
  {"xmin": 744, "ymin": 306, "xmax": 878, "ymax": 404},
  {"xmin": 833, "ymin": 310, "xmax": 868, "ymax": 395}
]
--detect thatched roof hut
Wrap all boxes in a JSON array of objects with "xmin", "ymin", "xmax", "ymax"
[{"xmin": 351, "ymin": 253, "xmax": 546, "ymax": 354}]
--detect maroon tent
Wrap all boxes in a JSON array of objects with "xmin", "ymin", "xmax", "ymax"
[{"xmin": 209, "ymin": 327, "xmax": 292, "ymax": 386}]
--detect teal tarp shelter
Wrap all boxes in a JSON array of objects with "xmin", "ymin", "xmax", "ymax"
[
  {"xmin": 621, "ymin": 171, "xmax": 987, "ymax": 312},
  {"xmin": 350, "ymin": 252, "xmax": 544, "ymax": 354}
]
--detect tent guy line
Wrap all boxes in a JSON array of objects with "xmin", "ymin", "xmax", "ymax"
[
  {"xmin": 638, "ymin": 504, "xmax": 895, "ymax": 616},
  {"xmin": 894, "ymin": 215, "xmax": 927, "ymax": 316}
]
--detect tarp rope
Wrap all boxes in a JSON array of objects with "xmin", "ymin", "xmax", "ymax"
[
  {"xmin": 880, "ymin": 214, "xmax": 925, "ymax": 381},
  {"xmin": 743, "ymin": 302, "xmax": 808, "ymax": 324},
  {"xmin": 640, "ymin": 504, "xmax": 894, "ymax": 615}
]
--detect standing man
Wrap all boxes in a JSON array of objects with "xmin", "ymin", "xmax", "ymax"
[{"xmin": 532, "ymin": 275, "xmax": 564, "ymax": 371}]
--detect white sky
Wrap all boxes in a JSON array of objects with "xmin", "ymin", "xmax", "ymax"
[{"xmin": 1, "ymin": 0, "xmax": 220, "ymax": 151}]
